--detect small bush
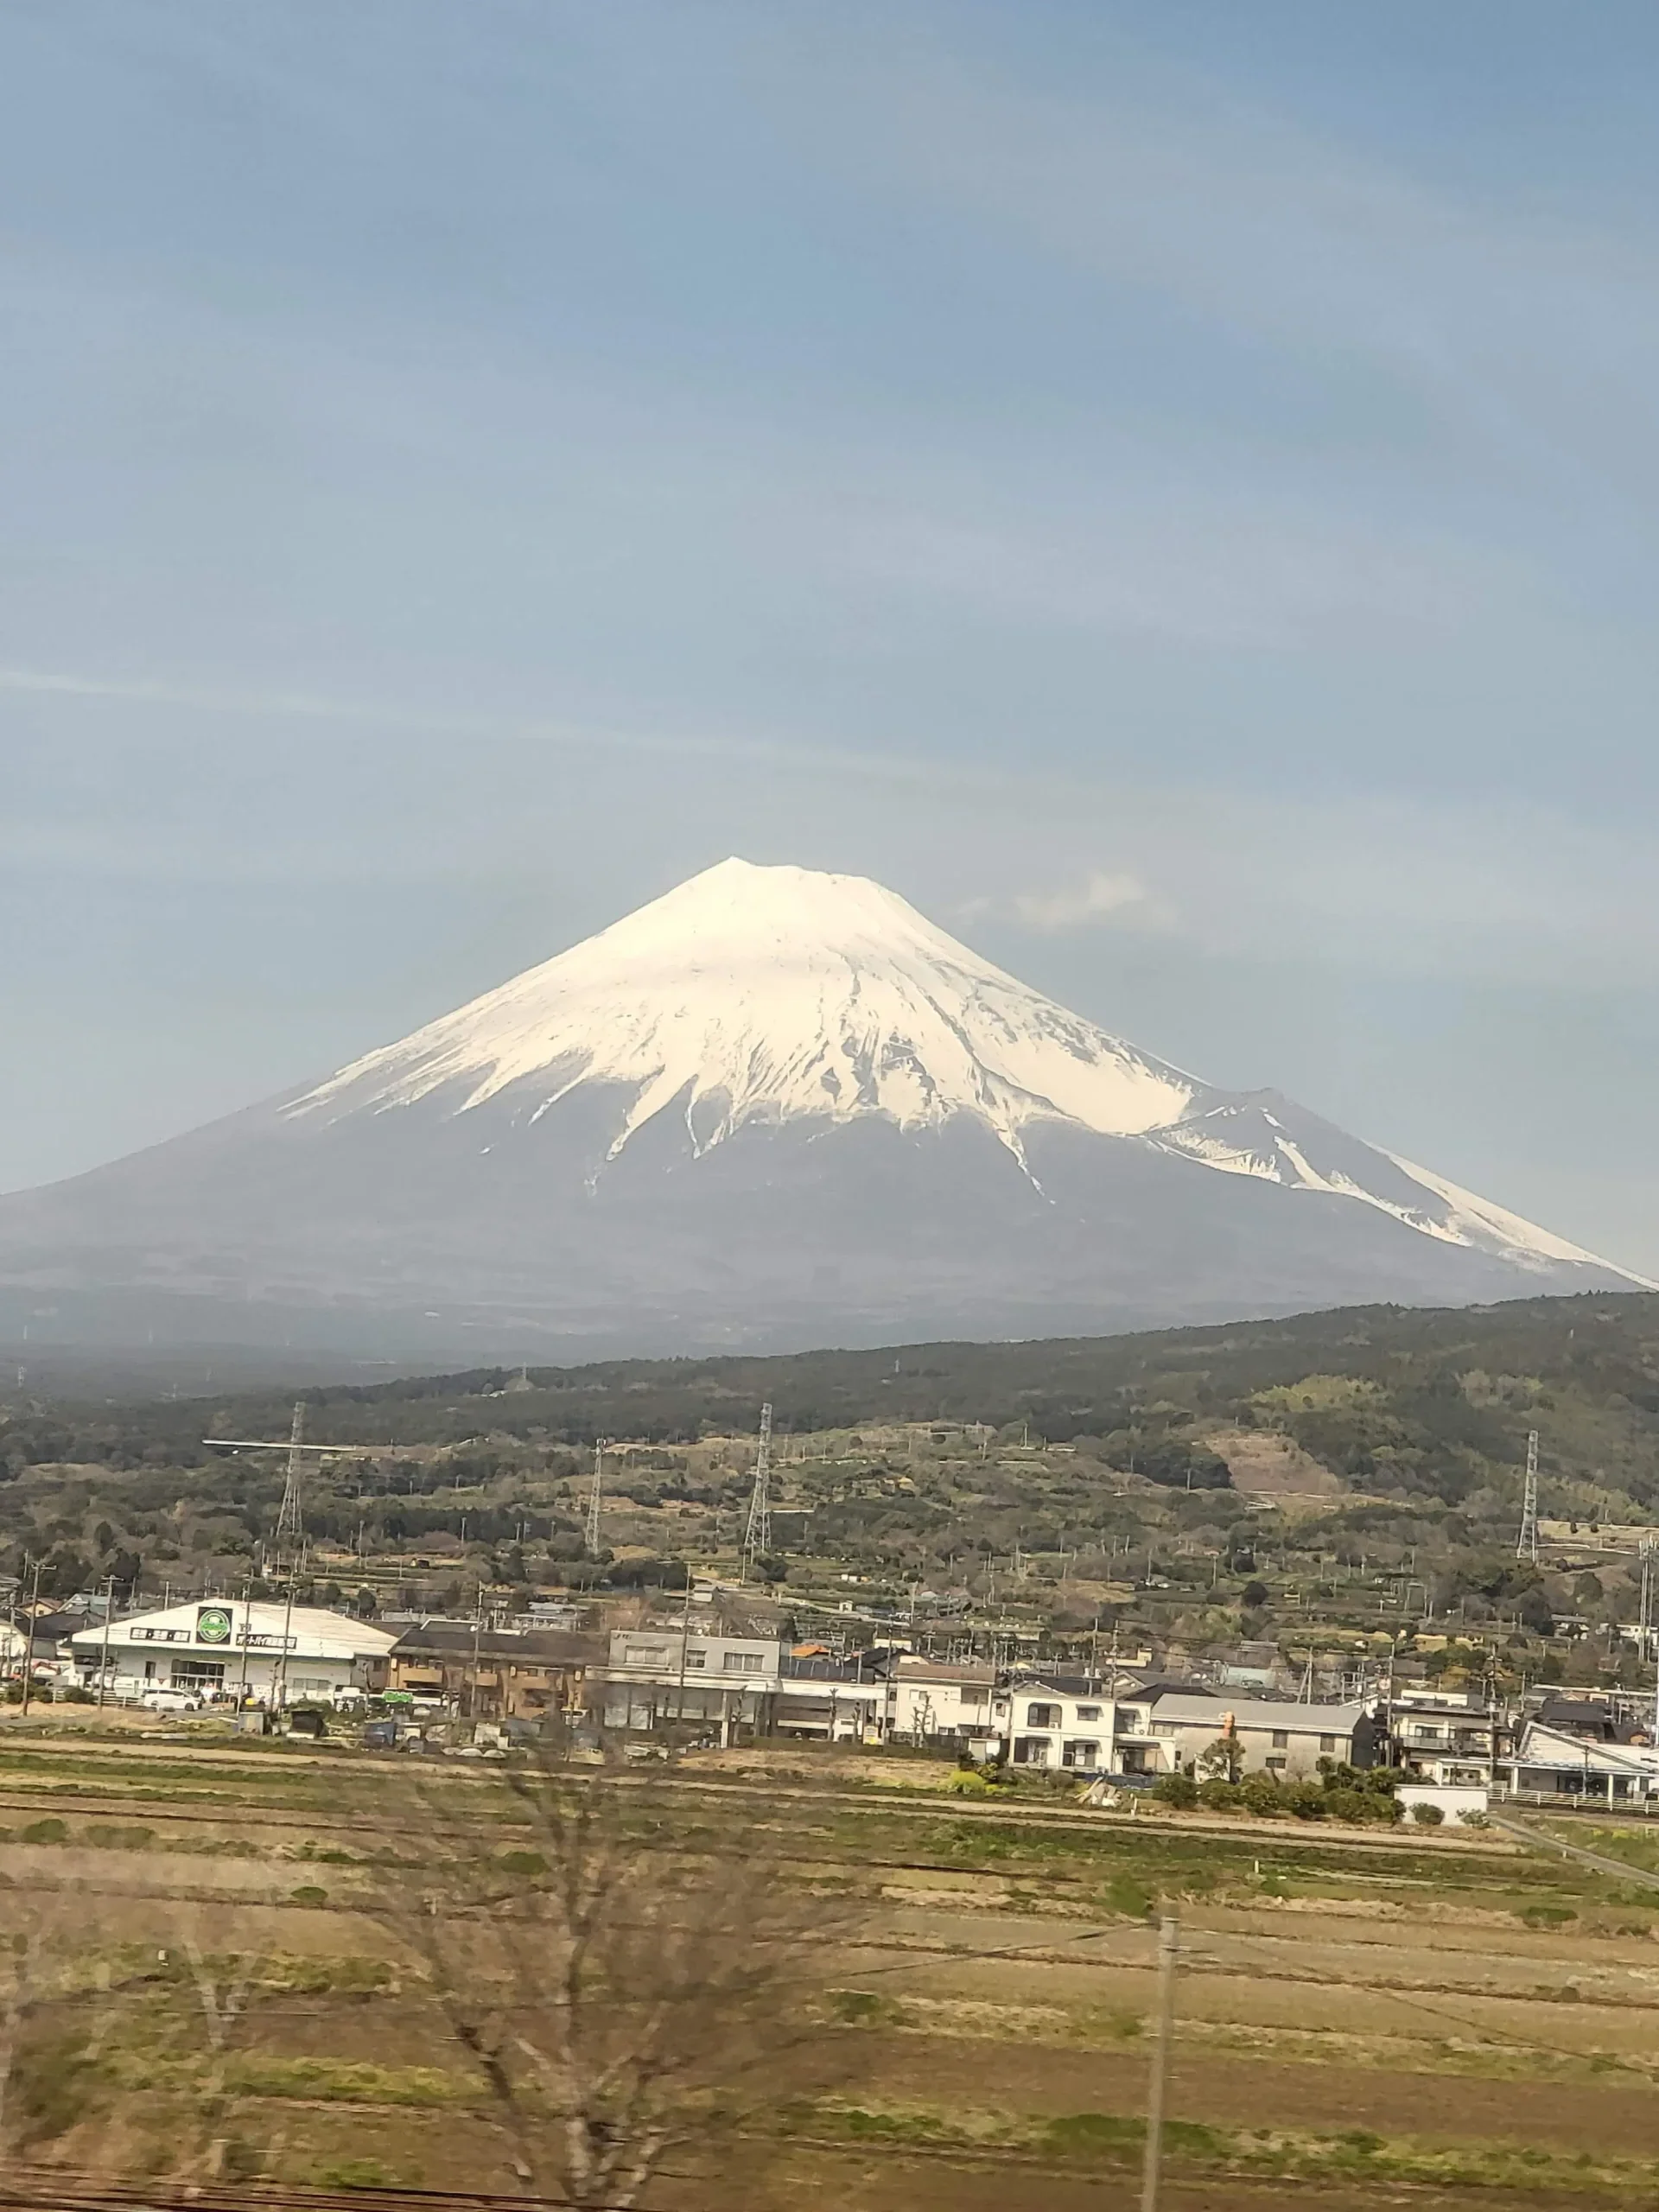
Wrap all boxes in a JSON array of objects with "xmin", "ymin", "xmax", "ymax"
[
  {"xmin": 1197, "ymin": 1777, "xmax": 1241, "ymax": 1813},
  {"xmin": 1410, "ymin": 1802, "xmax": 1446, "ymax": 1827},
  {"xmin": 1239, "ymin": 1774, "xmax": 1283, "ymax": 1817},
  {"xmin": 18, "ymin": 1819, "xmax": 67, "ymax": 1847},
  {"xmin": 1151, "ymin": 1771, "xmax": 1198, "ymax": 1809},
  {"xmin": 309, "ymin": 2164, "xmax": 397, "ymax": 2190},
  {"xmin": 1282, "ymin": 1782, "xmax": 1329, "ymax": 1821},
  {"xmin": 1102, "ymin": 1873, "xmax": 1152, "ymax": 1919},
  {"xmin": 1325, "ymin": 1787, "xmax": 1379, "ymax": 1824},
  {"xmin": 946, "ymin": 1767, "xmax": 999, "ymax": 1796}
]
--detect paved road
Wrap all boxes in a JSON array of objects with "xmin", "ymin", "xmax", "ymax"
[{"xmin": 1488, "ymin": 1809, "xmax": 1659, "ymax": 1889}]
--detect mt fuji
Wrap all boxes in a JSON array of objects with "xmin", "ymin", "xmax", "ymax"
[{"xmin": 0, "ymin": 859, "xmax": 1643, "ymax": 1355}]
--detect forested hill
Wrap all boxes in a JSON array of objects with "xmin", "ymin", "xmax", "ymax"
[{"xmin": 17, "ymin": 1290, "xmax": 1659, "ymax": 1522}]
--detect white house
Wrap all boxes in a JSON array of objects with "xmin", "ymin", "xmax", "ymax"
[
  {"xmin": 1508, "ymin": 1717, "xmax": 1659, "ymax": 1806},
  {"xmin": 884, "ymin": 1656, "xmax": 1000, "ymax": 1745},
  {"xmin": 979, "ymin": 1680, "xmax": 1377, "ymax": 1777},
  {"xmin": 70, "ymin": 1599, "xmax": 397, "ymax": 1707},
  {"xmin": 992, "ymin": 1675, "xmax": 1116, "ymax": 1770}
]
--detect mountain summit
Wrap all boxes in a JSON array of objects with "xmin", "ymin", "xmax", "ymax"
[
  {"xmin": 0, "ymin": 859, "xmax": 1643, "ymax": 1356},
  {"xmin": 295, "ymin": 858, "xmax": 1198, "ymax": 1166}
]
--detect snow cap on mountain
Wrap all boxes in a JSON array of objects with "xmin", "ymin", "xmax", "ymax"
[
  {"xmin": 286, "ymin": 856, "xmax": 1646, "ymax": 1288},
  {"xmin": 293, "ymin": 856, "xmax": 1201, "ymax": 1159}
]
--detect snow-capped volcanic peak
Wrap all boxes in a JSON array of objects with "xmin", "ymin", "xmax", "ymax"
[
  {"xmin": 290, "ymin": 857, "xmax": 1200, "ymax": 1158},
  {"xmin": 281, "ymin": 856, "xmax": 1649, "ymax": 1293}
]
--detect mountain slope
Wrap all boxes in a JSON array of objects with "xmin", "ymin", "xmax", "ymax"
[
  {"xmin": 291, "ymin": 858, "xmax": 1198, "ymax": 1164},
  {"xmin": 0, "ymin": 858, "xmax": 1643, "ymax": 1355}
]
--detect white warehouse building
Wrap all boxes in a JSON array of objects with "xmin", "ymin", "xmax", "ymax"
[{"xmin": 71, "ymin": 1599, "xmax": 397, "ymax": 1707}]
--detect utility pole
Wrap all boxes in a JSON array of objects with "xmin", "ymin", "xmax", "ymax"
[
  {"xmin": 1141, "ymin": 1913, "xmax": 1180, "ymax": 2212},
  {"xmin": 274, "ymin": 1577, "xmax": 296, "ymax": 1714},
  {"xmin": 96, "ymin": 1574, "xmax": 115, "ymax": 1710},
  {"xmin": 235, "ymin": 1584, "xmax": 254, "ymax": 1726},
  {"xmin": 674, "ymin": 1567, "xmax": 696, "ymax": 1725},
  {"xmin": 742, "ymin": 1402, "xmax": 773, "ymax": 1575},
  {"xmin": 584, "ymin": 1440, "xmax": 605, "ymax": 1560},
  {"xmin": 18, "ymin": 1558, "xmax": 41, "ymax": 1718},
  {"xmin": 1516, "ymin": 1428, "xmax": 1540, "ymax": 1564}
]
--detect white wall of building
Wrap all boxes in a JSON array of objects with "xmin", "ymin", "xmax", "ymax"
[{"xmin": 71, "ymin": 1599, "xmax": 396, "ymax": 1706}]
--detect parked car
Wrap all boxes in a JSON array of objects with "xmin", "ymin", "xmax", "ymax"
[{"xmin": 138, "ymin": 1687, "xmax": 205, "ymax": 1713}]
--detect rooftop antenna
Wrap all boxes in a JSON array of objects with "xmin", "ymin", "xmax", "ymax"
[
  {"xmin": 584, "ymin": 1440, "xmax": 605, "ymax": 1559},
  {"xmin": 274, "ymin": 1401, "xmax": 306, "ymax": 1578},
  {"xmin": 742, "ymin": 1402, "xmax": 774, "ymax": 1574},
  {"xmin": 1516, "ymin": 1429, "xmax": 1540, "ymax": 1564}
]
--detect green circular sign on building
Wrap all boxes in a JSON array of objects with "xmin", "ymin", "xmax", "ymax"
[{"xmin": 196, "ymin": 1605, "xmax": 234, "ymax": 1646}]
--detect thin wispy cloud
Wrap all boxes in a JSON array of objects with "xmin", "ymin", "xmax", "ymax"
[{"xmin": 1011, "ymin": 872, "xmax": 1159, "ymax": 932}]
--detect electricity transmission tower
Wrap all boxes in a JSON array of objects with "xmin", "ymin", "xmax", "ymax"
[
  {"xmin": 1516, "ymin": 1427, "xmax": 1540, "ymax": 1563},
  {"xmin": 584, "ymin": 1440, "xmax": 606, "ymax": 1559},
  {"xmin": 274, "ymin": 1401, "xmax": 307, "ymax": 1576},
  {"xmin": 742, "ymin": 1402, "xmax": 773, "ymax": 1573}
]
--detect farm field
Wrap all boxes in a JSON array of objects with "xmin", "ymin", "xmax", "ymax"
[{"xmin": 0, "ymin": 1725, "xmax": 1656, "ymax": 2205}]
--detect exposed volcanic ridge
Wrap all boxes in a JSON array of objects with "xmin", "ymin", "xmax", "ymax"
[{"xmin": 0, "ymin": 859, "xmax": 1644, "ymax": 1357}]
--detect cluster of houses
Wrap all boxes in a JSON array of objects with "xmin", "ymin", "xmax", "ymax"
[{"xmin": 13, "ymin": 1597, "xmax": 1658, "ymax": 1814}]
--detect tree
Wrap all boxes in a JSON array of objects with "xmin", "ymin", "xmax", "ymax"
[
  {"xmin": 387, "ymin": 1744, "xmax": 845, "ymax": 2207},
  {"xmin": 1240, "ymin": 1580, "xmax": 1269, "ymax": 1610}
]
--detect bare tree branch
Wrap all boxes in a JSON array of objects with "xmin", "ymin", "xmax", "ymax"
[{"xmin": 383, "ymin": 1740, "xmax": 849, "ymax": 2209}]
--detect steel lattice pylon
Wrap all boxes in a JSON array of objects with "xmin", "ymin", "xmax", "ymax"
[
  {"xmin": 584, "ymin": 1439, "xmax": 605, "ymax": 1558},
  {"xmin": 273, "ymin": 1402, "xmax": 307, "ymax": 1574},
  {"xmin": 742, "ymin": 1402, "xmax": 773, "ymax": 1572},
  {"xmin": 1516, "ymin": 1427, "xmax": 1540, "ymax": 1563}
]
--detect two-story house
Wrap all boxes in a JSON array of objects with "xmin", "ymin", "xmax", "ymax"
[
  {"xmin": 884, "ymin": 1656, "xmax": 1000, "ymax": 1745},
  {"xmin": 601, "ymin": 1630, "xmax": 782, "ymax": 1743},
  {"xmin": 990, "ymin": 1674, "xmax": 1116, "ymax": 1770},
  {"xmin": 386, "ymin": 1623, "xmax": 596, "ymax": 1719}
]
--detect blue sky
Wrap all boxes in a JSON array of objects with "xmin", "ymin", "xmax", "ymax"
[{"xmin": 5, "ymin": 1, "xmax": 1659, "ymax": 1273}]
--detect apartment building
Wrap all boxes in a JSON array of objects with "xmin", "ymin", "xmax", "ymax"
[
  {"xmin": 601, "ymin": 1630, "xmax": 783, "ymax": 1739},
  {"xmin": 1389, "ymin": 1687, "xmax": 1497, "ymax": 1788}
]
